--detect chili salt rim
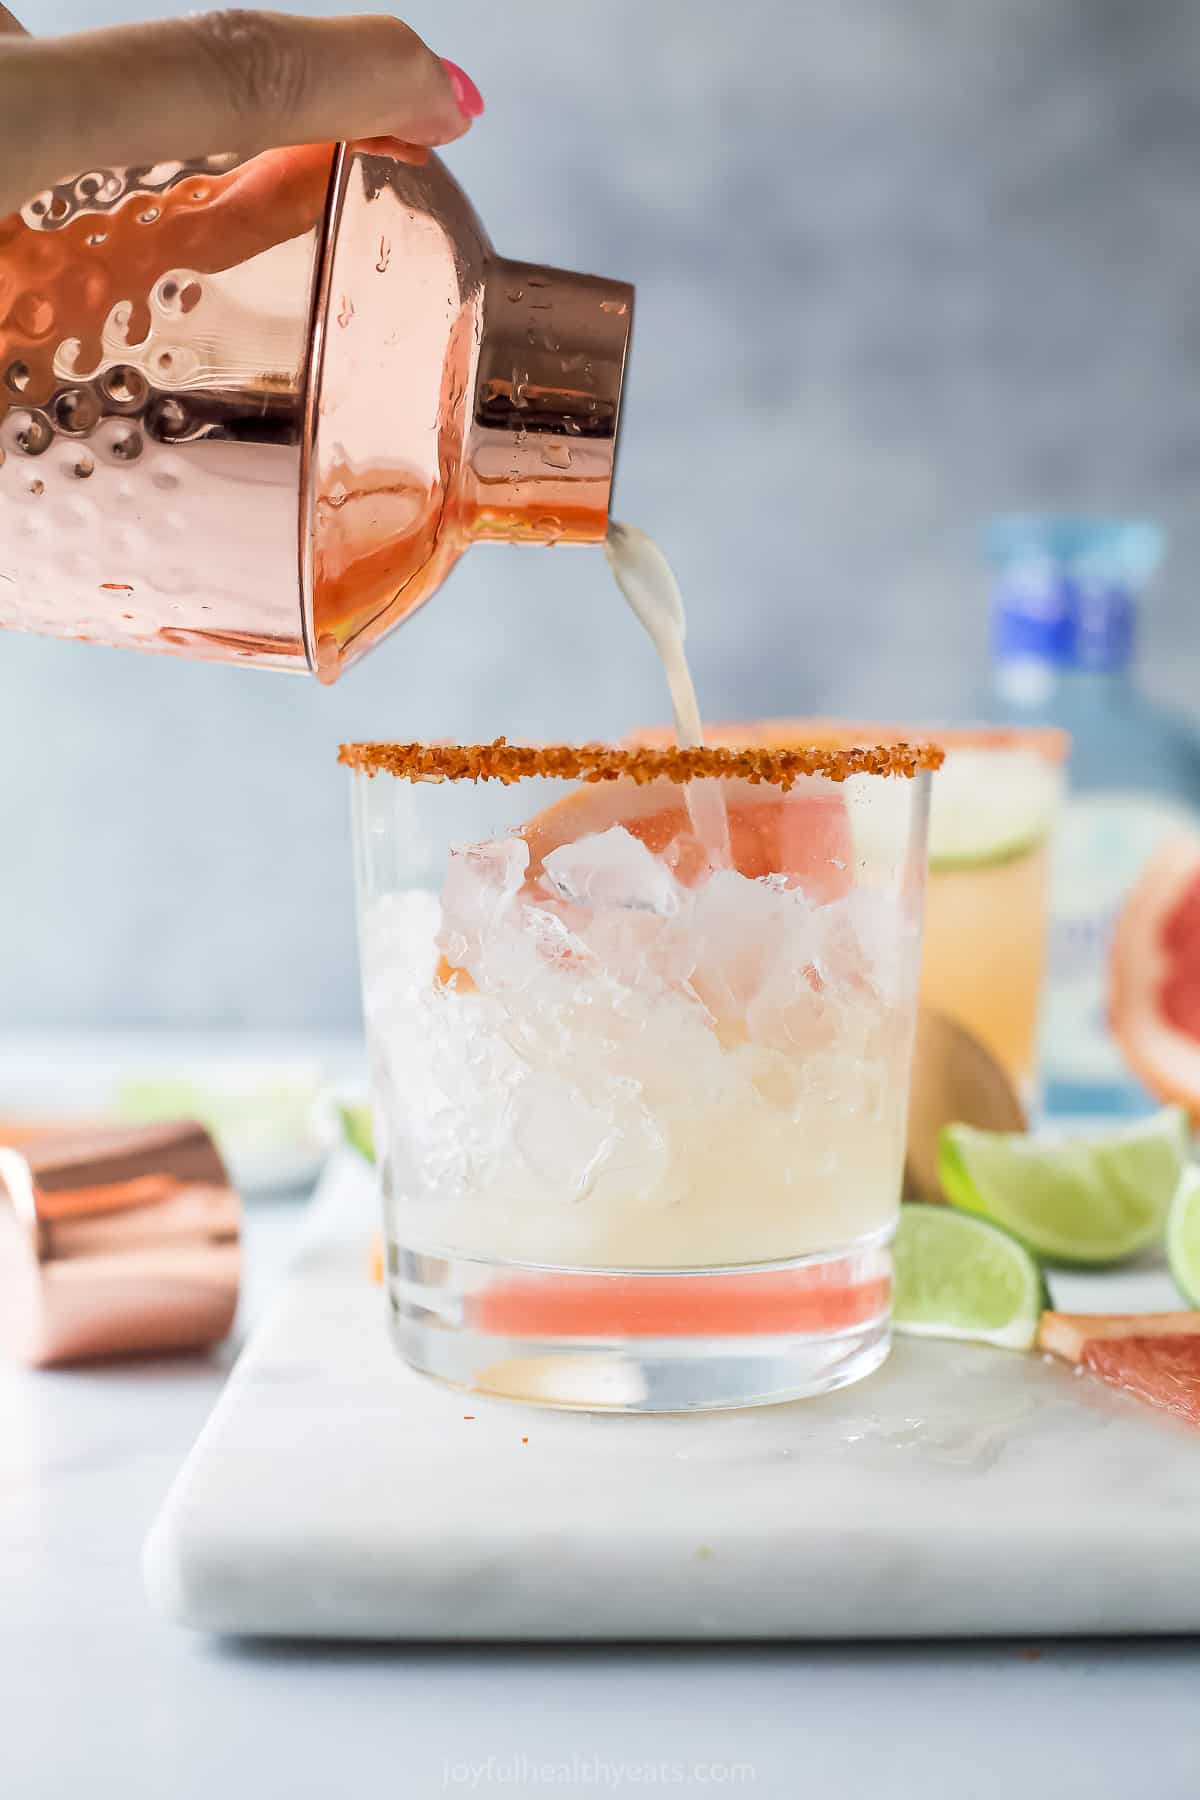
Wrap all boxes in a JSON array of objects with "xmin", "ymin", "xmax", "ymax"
[{"xmin": 337, "ymin": 737, "xmax": 944, "ymax": 789}]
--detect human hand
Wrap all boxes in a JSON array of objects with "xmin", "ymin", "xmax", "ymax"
[{"xmin": 0, "ymin": 7, "xmax": 484, "ymax": 215}]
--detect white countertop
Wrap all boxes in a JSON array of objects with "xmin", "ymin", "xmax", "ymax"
[{"xmin": 3, "ymin": 1183, "xmax": 1198, "ymax": 1797}]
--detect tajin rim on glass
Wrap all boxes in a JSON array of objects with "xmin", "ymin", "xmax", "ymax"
[{"xmin": 337, "ymin": 737, "xmax": 945, "ymax": 788}]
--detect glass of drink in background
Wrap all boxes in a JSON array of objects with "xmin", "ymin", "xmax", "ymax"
[
  {"xmin": 916, "ymin": 727, "xmax": 1067, "ymax": 1097},
  {"xmin": 343, "ymin": 736, "xmax": 939, "ymax": 1411}
]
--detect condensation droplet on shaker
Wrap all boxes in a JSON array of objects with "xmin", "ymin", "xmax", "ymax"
[
  {"xmin": 148, "ymin": 397, "xmax": 188, "ymax": 440},
  {"xmin": 102, "ymin": 422, "xmax": 144, "ymax": 463},
  {"xmin": 55, "ymin": 388, "xmax": 101, "ymax": 435},
  {"xmin": 5, "ymin": 361, "xmax": 31, "ymax": 395},
  {"xmin": 101, "ymin": 365, "xmax": 149, "ymax": 410},
  {"xmin": 28, "ymin": 478, "xmax": 45, "ymax": 496},
  {"xmin": 13, "ymin": 412, "xmax": 53, "ymax": 456}
]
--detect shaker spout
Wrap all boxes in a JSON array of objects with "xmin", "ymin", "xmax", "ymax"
[
  {"xmin": 304, "ymin": 144, "xmax": 634, "ymax": 682},
  {"xmin": 460, "ymin": 256, "xmax": 633, "ymax": 547}
]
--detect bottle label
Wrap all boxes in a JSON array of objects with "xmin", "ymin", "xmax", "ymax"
[
  {"xmin": 993, "ymin": 575, "xmax": 1134, "ymax": 672},
  {"xmin": 1042, "ymin": 790, "xmax": 1200, "ymax": 1090}
]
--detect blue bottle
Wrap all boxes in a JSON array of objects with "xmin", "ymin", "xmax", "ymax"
[{"xmin": 986, "ymin": 516, "xmax": 1200, "ymax": 1117}]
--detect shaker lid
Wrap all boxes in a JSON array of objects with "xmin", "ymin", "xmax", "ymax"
[{"xmin": 0, "ymin": 1119, "xmax": 240, "ymax": 1367}]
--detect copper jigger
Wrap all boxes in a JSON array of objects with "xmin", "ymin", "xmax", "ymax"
[
  {"xmin": 0, "ymin": 1120, "xmax": 240, "ymax": 1367},
  {"xmin": 0, "ymin": 143, "xmax": 634, "ymax": 682}
]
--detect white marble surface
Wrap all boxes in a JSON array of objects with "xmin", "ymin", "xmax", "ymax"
[
  {"xmin": 146, "ymin": 1157, "xmax": 1200, "ymax": 1642},
  {"xmin": 3, "ymin": 1163, "xmax": 1199, "ymax": 1797}
]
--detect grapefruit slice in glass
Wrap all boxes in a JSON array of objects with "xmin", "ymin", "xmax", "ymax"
[{"xmin": 519, "ymin": 774, "xmax": 853, "ymax": 900}]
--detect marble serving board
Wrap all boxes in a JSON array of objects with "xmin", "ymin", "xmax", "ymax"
[{"xmin": 144, "ymin": 1154, "xmax": 1200, "ymax": 1640}]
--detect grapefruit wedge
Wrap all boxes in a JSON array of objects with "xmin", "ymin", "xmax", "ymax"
[
  {"xmin": 1110, "ymin": 834, "xmax": 1200, "ymax": 1115},
  {"xmin": 1039, "ymin": 1310, "xmax": 1200, "ymax": 1428},
  {"xmin": 1078, "ymin": 1336, "xmax": 1200, "ymax": 1428},
  {"xmin": 519, "ymin": 774, "xmax": 853, "ymax": 900},
  {"xmin": 436, "ymin": 773, "xmax": 852, "ymax": 992},
  {"xmin": 1038, "ymin": 1309, "xmax": 1200, "ymax": 1363}
]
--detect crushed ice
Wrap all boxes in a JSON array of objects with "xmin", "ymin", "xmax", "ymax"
[{"xmin": 361, "ymin": 826, "xmax": 917, "ymax": 1266}]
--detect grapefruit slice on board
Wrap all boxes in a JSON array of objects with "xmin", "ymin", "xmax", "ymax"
[
  {"xmin": 1039, "ymin": 1310, "xmax": 1200, "ymax": 1428},
  {"xmin": 1110, "ymin": 835, "xmax": 1200, "ymax": 1115},
  {"xmin": 1078, "ymin": 1336, "xmax": 1200, "ymax": 1428},
  {"xmin": 1038, "ymin": 1309, "xmax": 1200, "ymax": 1362}
]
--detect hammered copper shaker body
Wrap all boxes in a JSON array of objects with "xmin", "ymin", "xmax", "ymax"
[{"xmin": 0, "ymin": 143, "xmax": 633, "ymax": 682}]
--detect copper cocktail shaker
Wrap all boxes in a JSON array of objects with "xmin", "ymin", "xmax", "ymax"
[
  {"xmin": 0, "ymin": 1119, "xmax": 239, "ymax": 1367},
  {"xmin": 0, "ymin": 142, "xmax": 633, "ymax": 682}
]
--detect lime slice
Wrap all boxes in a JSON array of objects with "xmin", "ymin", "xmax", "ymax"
[
  {"xmin": 116, "ymin": 1067, "xmax": 325, "ymax": 1189},
  {"xmin": 338, "ymin": 1101, "xmax": 375, "ymax": 1164},
  {"xmin": 928, "ymin": 746, "xmax": 1062, "ymax": 871},
  {"xmin": 1167, "ymin": 1164, "xmax": 1200, "ymax": 1306},
  {"xmin": 938, "ymin": 1107, "xmax": 1189, "ymax": 1266},
  {"xmin": 892, "ymin": 1202, "xmax": 1047, "ymax": 1349}
]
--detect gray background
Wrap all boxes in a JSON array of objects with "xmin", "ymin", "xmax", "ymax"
[{"xmin": 5, "ymin": 0, "xmax": 1200, "ymax": 1027}]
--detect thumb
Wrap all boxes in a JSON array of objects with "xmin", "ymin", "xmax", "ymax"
[{"xmin": 1, "ymin": 11, "xmax": 479, "ymax": 210}]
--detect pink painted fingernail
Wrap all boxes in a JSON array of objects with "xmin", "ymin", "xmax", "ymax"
[{"xmin": 440, "ymin": 57, "xmax": 485, "ymax": 119}]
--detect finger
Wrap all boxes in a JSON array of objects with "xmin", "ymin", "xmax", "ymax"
[{"xmin": 1, "ymin": 10, "xmax": 478, "ymax": 207}]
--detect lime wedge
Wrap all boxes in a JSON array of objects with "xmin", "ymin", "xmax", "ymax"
[
  {"xmin": 938, "ymin": 1107, "xmax": 1189, "ymax": 1266},
  {"xmin": 928, "ymin": 746, "xmax": 1062, "ymax": 871},
  {"xmin": 338, "ymin": 1101, "xmax": 375, "ymax": 1164},
  {"xmin": 892, "ymin": 1202, "xmax": 1047, "ymax": 1349},
  {"xmin": 1167, "ymin": 1165, "xmax": 1200, "ymax": 1306}
]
